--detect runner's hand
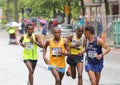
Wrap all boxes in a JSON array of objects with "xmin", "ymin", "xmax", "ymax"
[
  {"xmin": 73, "ymin": 43, "xmax": 81, "ymax": 48},
  {"xmin": 21, "ymin": 43, "xmax": 25, "ymax": 47},
  {"xmin": 78, "ymin": 51, "xmax": 83, "ymax": 56},
  {"xmin": 43, "ymin": 57, "xmax": 49, "ymax": 65},
  {"xmin": 96, "ymin": 54, "xmax": 103, "ymax": 60}
]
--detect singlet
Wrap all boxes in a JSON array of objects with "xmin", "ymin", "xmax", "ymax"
[
  {"xmin": 49, "ymin": 38, "xmax": 66, "ymax": 68},
  {"xmin": 23, "ymin": 34, "xmax": 38, "ymax": 60},
  {"xmin": 86, "ymin": 36, "xmax": 103, "ymax": 65},
  {"xmin": 70, "ymin": 33, "xmax": 84, "ymax": 55}
]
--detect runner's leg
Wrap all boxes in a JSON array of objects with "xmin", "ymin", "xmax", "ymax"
[
  {"xmin": 25, "ymin": 61, "xmax": 34, "ymax": 85},
  {"xmin": 70, "ymin": 65, "xmax": 76, "ymax": 79},
  {"xmin": 87, "ymin": 70, "xmax": 96, "ymax": 85},
  {"xmin": 32, "ymin": 60, "xmax": 37, "ymax": 73},
  {"xmin": 95, "ymin": 72, "xmax": 101, "ymax": 85},
  {"xmin": 76, "ymin": 62, "xmax": 83, "ymax": 85},
  {"xmin": 66, "ymin": 67, "xmax": 71, "ymax": 76},
  {"xmin": 59, "ymin": 72, "xmax": 64, "ymax": 85},
  {"xmin": 51, "ymin": 68, "xmax": 61, "ymax": 85}
]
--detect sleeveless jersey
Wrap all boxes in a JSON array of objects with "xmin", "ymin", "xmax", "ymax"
[
  {"xmin": 49, "ymin": 38, "xmax": 66, "ymax": 68},
  {"xmin": 70, "ymin": 34, "xmax": 84, "ymax": 55},
  {"xmin": 86, "ymin": 36, "xmax": 103, "ymax": 65},
  {"xmin": 23, "ymin": 34, "xmax": 38, "ymax": 60}
]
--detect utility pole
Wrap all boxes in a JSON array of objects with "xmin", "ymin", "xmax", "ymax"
[
  {"xmin": 68, "ymin": 1, "xmax": 71, "ymax": 24},
  {"xmin": 81, "ymin": 0, "xmax": 85, "ymax": 16}
]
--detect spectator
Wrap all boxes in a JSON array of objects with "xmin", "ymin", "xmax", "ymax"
[
  {"xmin": 95, "ymin": 14, "xmax": 103, "ymax": 38},
  {"xmin": 52, "ymin": 19, "xmax": 57, "ymax": 27},
  {"xmin": 78, "ymin": 15, "xmax": 85, "ymax": 26}
]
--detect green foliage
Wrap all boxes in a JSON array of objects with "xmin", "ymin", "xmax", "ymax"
[{"xmin": 1, "ymin": 0, "xmax": 81, "ymax": 19}]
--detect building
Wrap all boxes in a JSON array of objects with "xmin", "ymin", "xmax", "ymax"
[{"xmin": 84, "ymin": 0, "xmax": 119, "ymax": 16}]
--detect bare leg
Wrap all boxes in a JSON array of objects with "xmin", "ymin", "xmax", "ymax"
[
  {"xmin": 88, "ymin": 70, "xmax": 96, "ymax": 85},
  {"xmin": 59, "ymin": 72, "xmax": 64, "ymax": 85},
  {"xmin": 25, "ymin": 61, "xmax": 34, "ymax": 85},
  {"xmin": 76, "ymin": 62, "xmax": 83, "ymax": 85},
  {"xmin": 70, "ymin": 65, "xmax": 76, "ymax": 79},
  {"xmin": 51, "ymin": 68, "xmax": 61, "ymax": 85},
  {"xmin": 95, "ymin": 72, "xmax": 101, "ymax": 85}
]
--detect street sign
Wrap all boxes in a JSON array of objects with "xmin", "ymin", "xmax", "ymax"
[
  {"xmin": 0, "ymin": 9, "xmax": 2, "ymax": 17},
  {"xmin": 65, "ymin": 5, "xmax": 70, "ymax": 15}
]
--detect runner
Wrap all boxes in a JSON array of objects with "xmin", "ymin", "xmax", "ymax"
[
  {"xmin": 79, "ymin": 25, "xmax": 111, "ymax": 85},
  {"xmin": 19, "ymin": 24, "xmax": 43, "ymax": 85},
  {"xmin": 43, "ymin": 26, "xmax": 70, "ymax": 85},
  {"xmin": 66, "ymin": 26, "xmax": 84, "ymax": 85}
]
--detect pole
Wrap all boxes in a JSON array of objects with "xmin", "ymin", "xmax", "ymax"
[
  {"xmin": 68, "ymin": 1, "xmax": 71, "ymax": 24},
  {"xmin": 21, "ymin": 8, "xmax": 24, "ymax": 20},
  {"xmin": 81, "ymin": 0, "xmax": 85, "ymax": 16}
]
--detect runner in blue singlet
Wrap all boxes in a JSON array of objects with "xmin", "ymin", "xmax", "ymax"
[{"xmin": 79, "ymin": 25, "xmax": 111, "ymax": 85}]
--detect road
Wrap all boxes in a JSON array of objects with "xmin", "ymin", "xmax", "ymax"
[{"xmin": 0, "ymin": 29, "xmax": 120, "ymax": 85}]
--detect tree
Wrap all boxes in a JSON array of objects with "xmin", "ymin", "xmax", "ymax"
[{"xmin": 1, "ymin": 0, "xmax": 82, "ymax": 21}]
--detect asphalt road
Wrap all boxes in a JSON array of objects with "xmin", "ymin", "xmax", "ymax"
[{"xmin": 0, "ymin": 29, "xmax": 120, "ymax": 85}]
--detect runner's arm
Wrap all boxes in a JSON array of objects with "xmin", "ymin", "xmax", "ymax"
[
  {"xmin": 98, "ymin": 38, "xmax": 111, "ymax": 56},
  {"xmin": 34, "ymin": 34, "xmax": 43, "ymax": 48},
  {"xmin": 43, "ymin": 40, "xmax": 50, "ymax": 64},
  {"xmin": 63, "ymin": 38, "xmax": 70, "ymax": 56},
  {"xmin": 78, "ymin": 38, "xmax": 87, "ymax": 55},
  {"xmin": 19, "ymin": 36, "xmax": 25, "ymax": 47}
]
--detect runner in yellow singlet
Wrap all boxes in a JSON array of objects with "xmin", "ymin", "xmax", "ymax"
[
  {"xmin": 66, "ymin": 26, "xmax": 85, "ymax": 85},
  {"xmin": 43, "ymin": 26, "xmax": 70, "ymax": 85},
  {"xmin": 19, "ymin": 24, "xmax": 43, "ymax": 85}
]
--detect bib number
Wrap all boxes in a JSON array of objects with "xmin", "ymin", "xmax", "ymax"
[
  {"xmin": 72, "ymin": 40, "xmax": 82, "ymax": 50},
  {"xmin": 52, "ymin": 47, "xmax": 62, "ymax": 57},
  {"xmin": 25, "ymin": 42, "xmax": 33, "ymax": 50},
  {"xmin": 88, "ymin": 51, "xmax": 97, "ymax": 58}
]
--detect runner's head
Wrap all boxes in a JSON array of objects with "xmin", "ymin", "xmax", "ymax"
[
  {"xmin": 26, "ymin": 24, "xmax": 34, "ymax": 35},
  {"xmin": 76, "ymin": 26, "xmax": 84, "ymax": 37},
  {"xmin": 84, "ymin": 25, "xmax": 94, "ymax": 38},
  {"xmin": 52, "ymin": 26, "xmax": 61, "ymax": 40}
]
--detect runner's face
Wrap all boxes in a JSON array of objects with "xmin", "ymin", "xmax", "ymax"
[
  {"xmin": 77, "ymin": 27, "xmax": 83, "ymax": 36},
  {"xmin": 27, "ymin": 26, "xmax": 33, "ymax": 34},
  {"xmin": 53, "ymin": 28, "xmax": 61, "ymax": 40},
  {"xmin": 84, "ymin": 30, "xmax": 90, "ymax": 38}
]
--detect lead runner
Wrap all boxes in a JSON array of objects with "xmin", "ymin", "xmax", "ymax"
[{"xmin": 43, "ymin": 26, "xmax": 70, "ymax": 85}]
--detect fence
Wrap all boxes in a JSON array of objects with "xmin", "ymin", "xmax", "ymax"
[{"xmin": 88, "ymin": 15, "xmax": 120, "ymax": 45}]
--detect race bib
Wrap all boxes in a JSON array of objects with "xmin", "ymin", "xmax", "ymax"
[
  {"xmin": 72, "ymin": 40, "xmax": 82, "ymax": 50},
  {"xmin": 52, "ymin": 47, "xmax": 62, "ymax": 57},
  {"xmin": 25, "ymin": 42, "xmax": 33, "ymax": 50},
  {"xmin": 88, "ymin": 51, "xmax": 97, "ymax": 58}
]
